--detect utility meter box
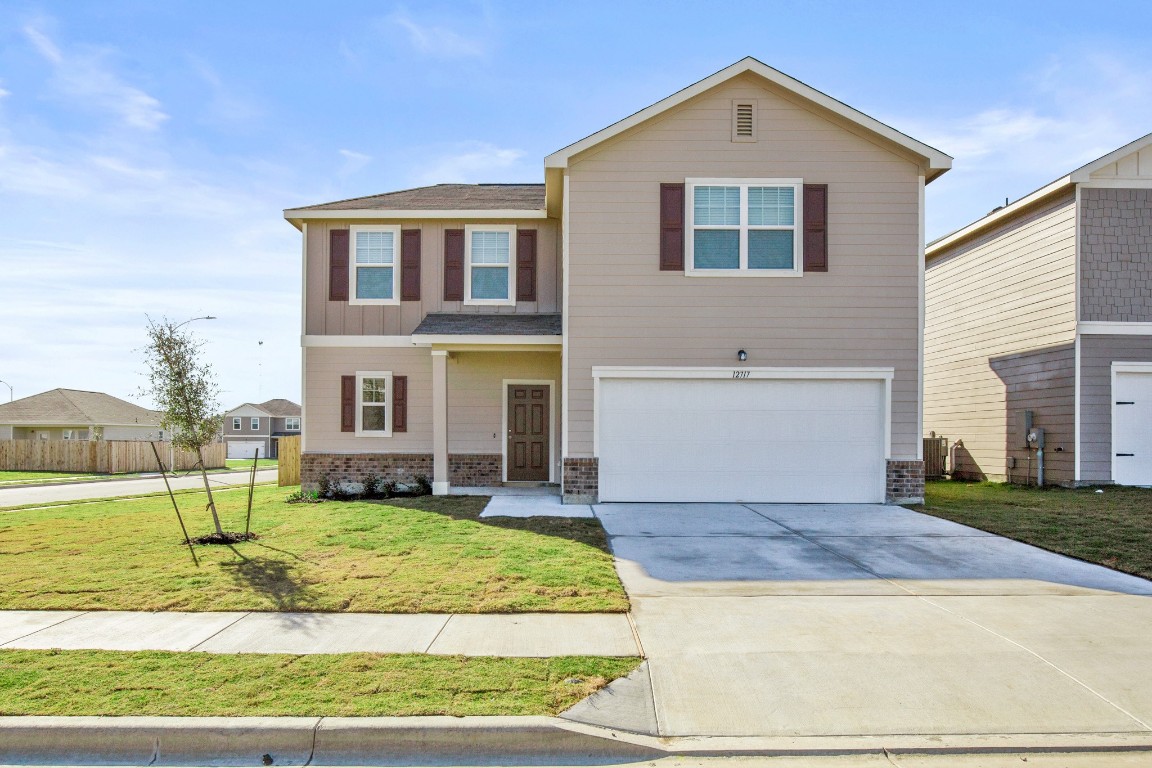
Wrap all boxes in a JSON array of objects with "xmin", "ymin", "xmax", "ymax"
[{"xmin": 1027, "ymin": 428, "xmax": 1045, "ymax": 450}]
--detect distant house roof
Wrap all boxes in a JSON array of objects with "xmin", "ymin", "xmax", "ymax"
[
  {"xmin": 0, "ymin": 389, "xmax": 162, "ymax": 427},
  {"xmin": 287, "ymin": 184, "xmax": 546, "ymax": 213},
  {"xmin": 412, "ymin": 313, "xmax": 562, "ymax": 336},
  {"xmin": 258, "ymin": 399, "xmax": 301, "ymax": 418}
]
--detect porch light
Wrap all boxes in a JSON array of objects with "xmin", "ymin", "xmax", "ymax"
[{"xmin": 737, "ymin": 350, "xmax": 748, "ymax": 362}]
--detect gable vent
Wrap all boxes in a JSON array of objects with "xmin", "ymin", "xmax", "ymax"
[{"xmin": 732, "ymin": 100, "xmax": 757, "ymax": 142}]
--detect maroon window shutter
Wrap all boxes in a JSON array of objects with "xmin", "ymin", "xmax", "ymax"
[
  {"xmin": 401, "ymin": 229, "xmax": 421, "ymax": 301},
  {"xmin": 329, "ymin": 229, "xmax": 350, "ymax": 301},
  {"xmin": 803, "ymin": 184, "xmax": 828, "ymax": 272},
  {"xmin": 340, "ymin": 375, "xmax": 356, "ymax": 433},
  {"xmin": 659, "ymin": 183, "xmax": 685, "ymax": 271},
  {"xmin": 516, "ymin": 229, "xmax": 537, "ymax": 301},
  {"xmin": 444, "ymin": 229, "xmax": 465, "ymax": 301},
  {"xmin": 392, "ymin": 375, "xmax": 408, "ymax": 433}
]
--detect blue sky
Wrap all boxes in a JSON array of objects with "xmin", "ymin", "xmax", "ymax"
[{"xmin": 2, "ymin": 1, "xmax": 1151, "ymax": 409}]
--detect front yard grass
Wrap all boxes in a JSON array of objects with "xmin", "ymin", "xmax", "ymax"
[
  {"xmin": 0, "ymin": 486, "xmax": 628, "ymax": 613},
  {"xmin": 0, "ymin": 649, "xmax": 639, "ymax": 717},
  {"xmin": 225, "ymin": 458, "xmax": 278, "ymax": 470},
  {"xmin": 910, "ymin": 481, "xmax": 1152, "ymax": 580},
  {"xmin": 0, "ymin": 470, "xmax": 106, "ymax": 485}
]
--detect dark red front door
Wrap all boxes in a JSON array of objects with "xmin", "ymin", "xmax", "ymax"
[{"xmin": 507, "ymin": 385, "xmax": 549, "ymax": 481}]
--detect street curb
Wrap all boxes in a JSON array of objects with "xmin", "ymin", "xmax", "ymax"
[{"xmin": 3, "ymin": 716, "xmax": 1152, "ymax": 765}]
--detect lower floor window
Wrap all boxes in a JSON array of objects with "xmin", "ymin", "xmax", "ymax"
[{"xmin": 357, "ymin": 371, "xmax": 392, "ymax": 436}]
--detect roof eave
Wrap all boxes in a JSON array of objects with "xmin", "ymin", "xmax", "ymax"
[
  {"xmin": 282, "ymin": 208, "xmax": 549, "ymax": 222},
  {"xmin": 926, "ymin": 175, "xmax": 1073, "ymax": 258}
]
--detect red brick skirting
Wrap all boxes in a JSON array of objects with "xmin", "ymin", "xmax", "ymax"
[
  {"xmin": 301, "ymin": 453, "xmax": 433, "ymax": 491},
  {"xmin": 563, "ymin": 457, "xmax": 598, "ymax": 504},
  {"xmin": 448, "ymin": 454, "xmax": 503, "ymax": 487},
  {"xmin": 886, "ymin": 459, "xmax": 925, "ymax": 503}
]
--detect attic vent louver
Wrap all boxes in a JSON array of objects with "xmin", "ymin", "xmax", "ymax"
[{"xmin": 732, "ymin": 100, "xmax": 757, "ymax": 142}]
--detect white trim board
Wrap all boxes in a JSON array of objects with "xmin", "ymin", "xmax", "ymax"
[
  {"xmin": 501, "ymin": 379, "xmax": 557, "ymax": 484},
  {"xmin": 284, "ymin": 209, "xmax": 548, "ymax": 229},
  {"xmin": 1079, "ymin": 322, "xmax": 1152, "ymax": 336}
]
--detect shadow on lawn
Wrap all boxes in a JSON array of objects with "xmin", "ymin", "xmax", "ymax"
[
  {"xmin": 377, "ymin": 495, "xmax": 613, "ymax": 555},
  {"xmin": 220, "ymin": 545, "xmax": 321, "ymax": 611}
]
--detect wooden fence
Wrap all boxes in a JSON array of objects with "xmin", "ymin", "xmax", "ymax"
[
  {"xmin": 278, "ymin": 435, "xmax": 301, "ymax": 486},
  {"xmin": 0, "ymin": 440, "xmax": 226, "ymax": 474}
]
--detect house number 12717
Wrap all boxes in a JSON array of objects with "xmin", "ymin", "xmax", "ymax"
[{"xmin": 732, "ymin": 370, "xmax": 750, "ymax": 379}]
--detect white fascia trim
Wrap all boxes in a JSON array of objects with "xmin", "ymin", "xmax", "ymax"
[
  {"xmin": 1068, "ymin": 130, "xmax": 1152, "ymax": 182},
  {"xmin": 411, "ymin": 335, "xmax": 561, "ymax": 347},
  {"xmin": 926, "ymin": 176, "xmax": 1072, "ymax": 257},
  {"xmin": 1078, "ymin": 322, "xmax": 1152, "ymax": 336},
  {"xmin": 544, "ymin": 57, "xmax": 951, "ymax": 177},
  {"xmin": 284, "ymin": 209, "xmax": 548, "ymax": 221},
  {"xmin": 302, "ymin": 335, "xmax": 415, "ymax": 347},
  {"xmin": 1079, "ymin": 179, "xmax": 1152, "ymax": 189},
  {"xmin": 592, "ymin": 366, "xmax": 895, "ymax": 380}
]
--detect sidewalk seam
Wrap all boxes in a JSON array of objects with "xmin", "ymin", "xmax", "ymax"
[
  {"xmin": 186, "ymin": 612, "xmax": 252, "ymax": 651},
  {"xmin": 304, "ymin": 716, "xmax": 322, "ymax": 765},
  {"xmin": 421, "ymin": 615, "xmax": 454, "ymax": 653},
  {"xmin": 0, "ymin": 611, "xmax": 90, "ymax": 648}
]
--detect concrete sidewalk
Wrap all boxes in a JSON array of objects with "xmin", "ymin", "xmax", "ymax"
[
  {"xmin": 0, "ymin": 469, "xmax": 279, "ymax": 507},
  {"xmin": 0, "ymin": 609, "xmax": 640, "ymax": 657}
]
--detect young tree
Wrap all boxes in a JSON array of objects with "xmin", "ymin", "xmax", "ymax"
[{"xmin": 142, "ymin": 317, "xmax": 226, "ymax": 537}]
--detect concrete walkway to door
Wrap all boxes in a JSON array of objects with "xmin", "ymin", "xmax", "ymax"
[{"xmin": 562, "ymin": 502, "xmax": 1152, "ymax": 750}]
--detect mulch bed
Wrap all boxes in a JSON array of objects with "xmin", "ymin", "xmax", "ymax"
[{"xmin": 186, "ymin": 531, "xmax": 259, "ymax": 545}]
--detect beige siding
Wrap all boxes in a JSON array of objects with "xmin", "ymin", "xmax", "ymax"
[
  {"xmin": 304, "ymin": 346, "xmax": 560, "ymax": 469},
  {"xmin": 924, "ymin": 191, "xmax": 1077, "ymax": 482},
  {"xmin": 1079, "ymin": 334, "xmax": 1152, "ymax": 483},
  {"xmin": 304, "ymin": 219, "xmax": 561, "ymax": 336},
  {"xmin": 565, "ymin": 72, "xmax": 924, "ymax": 458}
]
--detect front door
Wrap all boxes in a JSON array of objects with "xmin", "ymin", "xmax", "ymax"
[{"xmin": 507, "ymin": 384, "xmax": 550, "ymax": 481}]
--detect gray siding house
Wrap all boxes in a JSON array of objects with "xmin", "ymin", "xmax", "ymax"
[
  {"xmin": 286, "ymin": 58, "xmax": 951, "ymax": 504},
  {"xmin": 925, "ymin": 133, "xmax": 1152, "ymax": 486},
  {"xmin": 221, "ymin": 399, "xmax": 301, "ymax": 459}
]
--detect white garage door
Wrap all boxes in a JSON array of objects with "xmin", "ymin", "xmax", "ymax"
[
  {"xmin": 227, "ymin": 441, "xmax": 265, "ymax": 460},
  {"xmin": 1113, "ymin": 371, "xmax": 1152, "ymax": 486},
  {"xmin": 598, "ymin": 377, "xmax": 887, "ymax": 503}
]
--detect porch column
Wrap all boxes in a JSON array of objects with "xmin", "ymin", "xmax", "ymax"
[{"xmin": 431, "ymin": 350, "xmax": 449, "ymax": 495}]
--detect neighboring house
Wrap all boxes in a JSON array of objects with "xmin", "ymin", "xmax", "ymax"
[
  {"xmin": 0, "ymin": 388, "xmax": 163, "ymax": 441},
  {"xmin": 925, "ymin": 133, "xmax": 1152, "ymax": 486},
  {"xmin": 221, "ymin": 399, "xmax": 301, "ymax": 459},
  {"xmin": 284, "ymin": 57, "xmax": 951, "ymax": 504}
]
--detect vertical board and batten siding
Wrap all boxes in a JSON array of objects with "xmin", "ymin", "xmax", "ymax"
[
  {"xmin": 1079, "ymin": 334, "xmax": 1152, "ymax": 483},
  {"xmin": 305, "ymin": 219, "xmax": 561, "ymax": 336},
  {"xmin": 924, "ymin": 191, "xmax": 1077, "ymax": 482},
  {"xmin": 564, "ymin": 72, "xmax": 924, "ymax": 459},
  {"xmin": 303, "ymin": 346, "xmax": 561, "ymax": 456}
]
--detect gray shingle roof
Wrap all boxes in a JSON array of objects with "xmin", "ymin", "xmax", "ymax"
[
  {"xmin": 290, "ymin": 184, "xmax": 545, "ymax": 212},
  {"xmin": 0, "ymin": 389, "xmax": 162, "ymax": 426},
  {"xmin": 259, "ymin": 399, "xmax": 301, "ymax": 418},
  {"xmin": 412, "ymin": 314, "xmax": 562, "ymax": 336}
]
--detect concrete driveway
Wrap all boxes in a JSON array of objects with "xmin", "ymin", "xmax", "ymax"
[{"xmin": 565, "ymin": 502, "xmax": 1152, "ymax": 748}]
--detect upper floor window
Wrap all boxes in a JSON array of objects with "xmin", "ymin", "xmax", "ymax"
[
  {"xmin": 285, "ymin": 417, "xmax": 301, "ymax": 431},
  {"xmin": 686, "ymin": 179, "xmax": 802, "ymax": 276},
  {"xmin": 465, "ymin": 225, "xmax": 516, "ymax": 305},
  {"xmin": 250, "ymin": 417, "xmax": 260, "ymax": 431},
  {"xmin": 357, "ymin": 371, "xmax": 392, "ymax": 437},
  {"xmin": 350, "ymin": 225, "xmax": 401, "ymax": 305},
  {"xmin": 232, "ymin": 417, "xmax": 241, "ymax": 431}
]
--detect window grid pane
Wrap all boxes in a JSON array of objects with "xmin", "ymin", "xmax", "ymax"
[
  {"xmin": 470, "ymin": 231, "xmax": 510, "ymax": 264},
  {"xmin": 355, "ymin": 231, "xmax": 394, "ymax": 264},
  {"xmin": 362, "ymin": 378, "xmax": 387, "ymax": 403},
  {"xmin": 748, "ymin": 230, "xmax": 795, "ymax": 269},
  {"xmin": 748, "ymin": 187, "xmax": 795, "ymax": 226},
  {"xmin": 356, "ymin": 266, "xmax": 394, "ymax": 299},
  {"xmin": 693, "ymin": 186, "xmax": 740, "ymax": 226},
  {"xmin": 693, "ymin": 230, "xmax": 740, "ymax": 269},
  {"xmin": 471, "ymin": 266, "xmax": 510, "ymax": 299}
]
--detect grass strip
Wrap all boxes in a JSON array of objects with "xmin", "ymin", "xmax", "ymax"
[
  {"xmin": 910, "ymin": 481, "xmax": 1152, "ymax": 580},
  {"xmin": 0, "ymin": 649, "xmax": 639, "ymax": 717}
]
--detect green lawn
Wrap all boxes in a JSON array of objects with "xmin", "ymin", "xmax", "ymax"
[
  {"xmin": 0, "ymin": 485, "xmax": 628, "ymax": 613},
  {"xmin": 0, "ymin": 649, "xmax": 639, "ymax": 717},
  {"xmin": 910, "ymin": 481, "xmax": 1152, "ymax": 580},
  {"xmin": 0, "ymin": 470, "xmax": 107, "ymax": 485},
  {"xmin": 225, "ymin": 458, "xmax": 278, "ymax": 470}
]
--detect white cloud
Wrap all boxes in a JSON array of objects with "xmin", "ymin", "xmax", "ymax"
[
  {"xmin": 388, "ymin": 8, "xmax": 488, "ymax": 59},
  {"xmin": 23, "ymin": 23, "xmax": 168, "ymax": 131},
  {"xmin": 413, "ymin": 141, "xmax": 528, "ymax": 185},
  {"xmin": 338, "ymin": 148, "xmax": 372, "ymax": 176}
]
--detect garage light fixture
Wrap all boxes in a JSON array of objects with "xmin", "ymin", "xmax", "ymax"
[{"xmin": 737, "ymin": 349, "xmax": 748, "ymax": 362}]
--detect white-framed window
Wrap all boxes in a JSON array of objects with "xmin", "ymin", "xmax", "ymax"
[
  {"xmin": 686, "ymin": 178, "xmax": 802, "ymax": 276},
  {"xmin": 464, "ymin": 224, "xmax": 516, "ymax": 305},
  {"xmin": 356, "ymin": 371, "xmax": 392, "ymax": 437},
  {"xmin": 349, "ymin": 225, "xmax": 401, "ymax": 305},
  {"xmin": 285, "ymin": 417, "xmax": 300, "ymax": 431},
  {"xmin": 232, "ymin": 417, "xmax": 241, "ymax": 431},
  {"xmin": 250, "ymin": 417, "xmax": 260, "ymax": 431}
]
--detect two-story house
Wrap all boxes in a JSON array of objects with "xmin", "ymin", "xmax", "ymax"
[
  {"xmin": 925, "ymin": 133, "xmax": 1152, "ymax": 487},
  {"xmin": 222, "ymin": 399, "xmax": 301, "ymax": 459},
  {"xmin": 285, "ymin": 58, "xmax": 951, "ymax": 504}
]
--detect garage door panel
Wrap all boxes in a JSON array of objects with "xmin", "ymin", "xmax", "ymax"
[{"xmin": 598, "ymin": 377, "xmax": 886, "ymax": 503}]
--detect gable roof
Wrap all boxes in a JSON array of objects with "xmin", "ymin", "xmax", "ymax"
[
  {"xmin": 0, "ymin": 389, "xmax": 161, "ymax": 427},
  {"xmin": 544, "ymin": 56, "xmax": 952, "ymax": 182},
  {"xmin": 927, "ymin": 131, "xmax": 1152, "ymax": 257},
  {"xmin": 258, "ymin": 399, "xmax": 301, "ymax": 418},
  {"xmin": 288, "ymin": 184, "xmax": 545, "ymax": 213}
]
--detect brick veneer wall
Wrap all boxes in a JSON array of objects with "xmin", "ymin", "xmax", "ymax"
[
  {"xmin": 301, "ymin": 452, "xmax": 433, "ymax": 491},
  {"xmin": 1081, "ymin": 188, "xmax": 1152, "ymax": 322},
  {"xmin": 563, "ymin": 457, "xmax": 598, "ymax": 504},
  {"xmin": 886, "ymin": 459, "xmax": 924, "ymax": 503},
  {"xmin": 449, "ymin": 454, "xmax": 503, "ymax": 487}
]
